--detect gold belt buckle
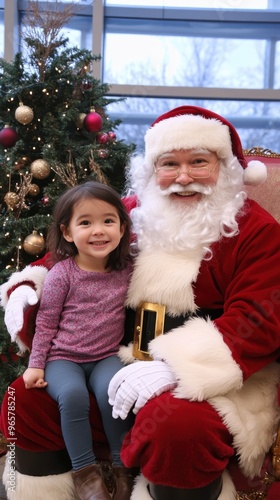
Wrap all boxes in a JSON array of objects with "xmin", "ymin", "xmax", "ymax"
[{"xmin": 132, "ymin": 302, "xmax": 166, "ymax": 361}]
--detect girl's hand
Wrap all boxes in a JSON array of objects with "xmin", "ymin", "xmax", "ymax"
[{"xmin": 23, "ymin": 368, "xmax": 48, "ymax": 389}]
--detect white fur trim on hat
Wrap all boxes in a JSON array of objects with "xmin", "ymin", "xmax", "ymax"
[
  {"xmin": 144, "ymin": 112, "xmax": 268, "ymax": 187},
  {"xmin": 145, "ymin": 114, "xmax": 233, "ymax": 165}
]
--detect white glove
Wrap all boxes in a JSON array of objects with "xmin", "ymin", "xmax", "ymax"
[
  {"xmin": 108, "ymin": 360, "xmax": 177, "ymax": 420},
  {"xmin": 4, "ymin": 285, "xmax": 38, "ymax": 341}
]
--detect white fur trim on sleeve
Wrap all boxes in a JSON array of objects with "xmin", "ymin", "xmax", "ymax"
[
  {"xmin": 0, "ymin": 265, "xmax": 48, "ymax": 308},
  {"xmin": 209, "ymin": 362, "xmax": 280, "ymax": 478},
  {"xmin": 118, "ymin": 343, "xmax": 136, "ymax": 364},
  {"xmin": 148, "ymin": 316, "xmax": 243, "ymax": 400}
]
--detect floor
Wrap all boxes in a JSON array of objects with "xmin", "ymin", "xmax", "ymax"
[{"xmin": 0, "ymin": 454, "xmax": 7, "ymax": 500}]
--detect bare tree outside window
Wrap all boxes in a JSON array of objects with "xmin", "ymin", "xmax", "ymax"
[{"xmin": 105, "ymin": 35, "xmax": 280, "ymax": 152}]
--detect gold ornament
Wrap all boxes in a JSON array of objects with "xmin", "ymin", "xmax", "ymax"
[
  {"xmin": 30, "ymin": 159, "xmax": 51, "ymax": 179},
  {"xmin": 15, "ymin": 102, "xmax": 34, "ymax": 125},
  {"xmin": 4, "ymin": 192, "xmax": 19, "ymax": 209},
  {"xmin": 76, "ymin": 113, "xmax": 86, "ymax": 128},
  {"xmin": 28, "ymin": 184, "xmax": 40, "ymax": 197},
  {"xmin": 23, "ymin": 231, "xmax": 45, "ymax": 255}
]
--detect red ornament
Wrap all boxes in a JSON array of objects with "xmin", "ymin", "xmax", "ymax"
[
  {"xmin": 0, "ymin": 126, "xmax": 19, "ymax": 148},
  {"xmin": 108, "ymin": 131, "xmax": 116, "ymax": 141},
  {"xmin": 98, "ymin": 149, "xmax": 109, "ymax": 159},
  {"xmin": 81, "ymin": 79, "xmax": 93, "ymax": 91},
  {"xmin": 84, "ymin": 111, "xmax": 103, "ymax": 133},
  {"xmin": 97, "ymin": 132, "xmax": 109, "ymax": 144},
  {"xmin": 42, "ymin": 196, "xmax": 50, "ymax": 206}
]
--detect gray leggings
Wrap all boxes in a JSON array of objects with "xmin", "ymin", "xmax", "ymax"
[{"xmin": 45, "ymin": 356, "xmax": 134, "ymax": 470}]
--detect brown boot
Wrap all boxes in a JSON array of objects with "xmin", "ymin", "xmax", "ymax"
[
  {"xmin": 112, "ymin": 465, "xmax": 136, "ymax": 500},
  {"xmin": 72, "ymin": 463, "xmax": 111, "ymax": 500}
]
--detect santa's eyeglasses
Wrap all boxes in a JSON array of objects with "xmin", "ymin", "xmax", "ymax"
[{"xmin": 154, "ymin": 160, "xmax": 218, "ymax": 179}]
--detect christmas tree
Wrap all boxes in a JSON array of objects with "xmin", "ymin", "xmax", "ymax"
[{"xmin": 0, "ymin": 1, "xmax": 135, "ymax": 400}]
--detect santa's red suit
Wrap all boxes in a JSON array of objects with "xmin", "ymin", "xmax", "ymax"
[{"xmin": 1, "ymin": 105, "xmax": 280, "ymax": 500}]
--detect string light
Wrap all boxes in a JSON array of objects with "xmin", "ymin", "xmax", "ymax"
[{"xmin": 16, "ymin": 243, "xmax": 21, "ymax": 270}]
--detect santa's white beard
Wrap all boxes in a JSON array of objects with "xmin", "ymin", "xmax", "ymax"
[{"xmin": 129, "ymin": 161, "xmax": 246, "ymax": 257}]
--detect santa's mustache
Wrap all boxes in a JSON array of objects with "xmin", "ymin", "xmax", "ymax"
[{"xmin": 159, "ymin": 183, "xmax": 213, "ymax": 197}]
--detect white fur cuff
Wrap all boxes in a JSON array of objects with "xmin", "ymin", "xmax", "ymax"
[
  {"xmin": 149, "ymin": 316, "xmax": 243, "ymax": 400},
  {"xmin": 0, "ymin": 265, "xmax": 48, "ymax": 308}
]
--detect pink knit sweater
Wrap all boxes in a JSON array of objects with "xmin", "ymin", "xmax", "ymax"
[{"xmin": 29, "ymin": 258, "xmax": 133, "ymax": 368}]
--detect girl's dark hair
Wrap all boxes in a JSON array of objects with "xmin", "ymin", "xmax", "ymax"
[{"xmin": 46, "ymin": 181, "xmax": 132, "ymax": 270}]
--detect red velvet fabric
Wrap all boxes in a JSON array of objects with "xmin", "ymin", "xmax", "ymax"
[
  {"xmin": 267, "ymin": 482, "xmax": 280, "ymax": 499},
  {"xmin": 121, "ymin": 392, "xmax": 234, "ymax": 488},
  {"xmin": 1, "ymin": 192, "xmax": 280, "ymax": 493},
  {"xmin": 1, "ymin": 379, "xmax": 279, "ymax": 494},
  {"xmin": 0, "ymin": 376, "xmax": 110, "ymax": 461}
]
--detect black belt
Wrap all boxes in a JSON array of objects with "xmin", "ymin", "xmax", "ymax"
[{"xmin": 124, "ymin": 304, "xmax": 223, "ymax": 360}]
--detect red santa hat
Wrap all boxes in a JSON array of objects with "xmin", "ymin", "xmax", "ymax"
[{"xmin": 144, "ymin": 105, "xmax": 267, "ymax": 186}]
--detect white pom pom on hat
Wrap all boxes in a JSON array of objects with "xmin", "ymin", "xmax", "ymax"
[{"xmin": 145, "ymin": 105, "xmax": 267, "ymax": 186}]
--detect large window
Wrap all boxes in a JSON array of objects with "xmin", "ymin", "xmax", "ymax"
[
  {"xmin": 104, "ymin": 18, "xmax": 279, "ymax": 89},
  {"xmin": 4, "ymin": 0, "xmax": 280, "ymax": 151},
  {"xmin": 102, "ymin": 3, "xmax": 280, "ymax": 150}
]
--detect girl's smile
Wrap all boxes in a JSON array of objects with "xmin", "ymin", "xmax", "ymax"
[{"xmin": 61, "ymin": 198, "xmax": 125, "ymax": 272}]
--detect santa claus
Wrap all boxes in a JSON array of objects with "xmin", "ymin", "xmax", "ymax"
[{"xmin": 1, "ymin": 105, "xmax": 280, "ymax": 500}]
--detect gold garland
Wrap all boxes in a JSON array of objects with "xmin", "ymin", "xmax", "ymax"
[
  {"xmin": 237, "ymin": 493, "xmax": 267, "ymax": 500},
  {"xmin": 243, "ymin": 147, "xmax": 280, "ymax": 158},
  {"xmin": 89, "ymin": 153, "xmax": 109, "ymax": 186},
  {"xmin": 237, "ymin": 471, "xmax": 276, "ymax": 499}
]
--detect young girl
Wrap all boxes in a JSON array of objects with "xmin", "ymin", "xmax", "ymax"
[{"xmin": 23, "ymin": 181, "xmax": 135, "ymax": 500}]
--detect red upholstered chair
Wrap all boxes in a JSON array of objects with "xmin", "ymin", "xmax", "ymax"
[
  {"xmin": 229, "ymin": 147, "xmax": 280, "ymax": 499},
  {"xmin": 245, "ymin": 147, "xmax": 280, "ymax": 224},
  {"xmin": 1, "ymin": 147, "xmax": 280, "ymax": 499}
]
